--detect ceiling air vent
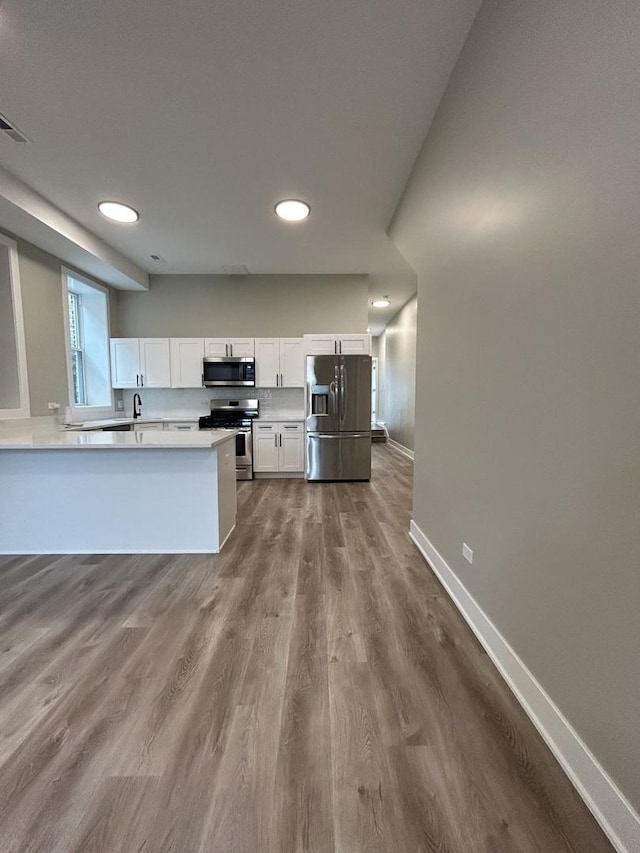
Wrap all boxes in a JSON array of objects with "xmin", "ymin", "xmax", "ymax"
[
  {"xmin": 223, "ymin": 265, "xmax": 249, "ymax": 275},
  {"xmin": 0, "ymin": 113, "xmax": 31, "ymax": 144},
  {"xmin": 150, "ymin": 253, "xmax": 167, "ymax": 263}
]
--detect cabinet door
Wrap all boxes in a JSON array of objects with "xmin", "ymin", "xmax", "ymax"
[
  {"xmin": 338, "ymin": 334, "xmax": 371, "ymax": 355},
  {"xmin": 254, "ymin": 338, "xmax": 280, "ymax": 387},
  {"xmin": 303, "ymin": 334, "xmax": 338, "ymax": 355},
  {"xmin": 204, "ymin": 339, "xmax": 229, "ymax": 357},
  {"xmin": 253, "ymin": 423, "xmax": 279, "ymax": 472},
  {"xmin": 280, "ymin": 338, "xmax": 305, "ymax": 387},
  {"xmin": 170, "ymin": 338, "xmax": 204, "ymax": 387},
  {"xmin": 139, "ymin": 338, "xmax": 171, "ymax": 388},
  {"xmin": 110, "ymin": 338, "xmax": 140, "ymax": 388},
  {"xmin": 229, "ymin": 338, "xmax": 254, "ymax": 357},
  {"xmin": 279, "ymin": 423, "xmax": 304, "ymax": 471}
]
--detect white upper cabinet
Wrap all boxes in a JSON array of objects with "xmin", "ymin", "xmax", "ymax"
[
  {"xmin": 229, "ymin": 338, "xmax": 254, "ymax": 357},
  {"xmin": 110, "ymin": 338, "xmax": 171, "ymax": 388},
  {"xmin": 204, "ymin": 338, "xmax": 254, "ymax": 357},
  {"xmin": 204, "ymin": 339, "xmax": 228, "ymax": 357},
  {"xmin": 110, "ymin": 338, "xmax": 141, "ymax": 388},
  {"xmin": 279, "ymin": 338, "xmax": 305, "ymax": 387},
  {"xmin": 338, "ymin": 334, "xmax": 371, "ymax": 355},
  {"xmin": 138, "ymin": 338, "xmax": 171, "ymax": 388},
  {"xmin": 302, "ymin": 334, "xmax": 338, "ymax": 355},
  {"xmin": 303, "ymin": 333, "xmax": 371, "ymax": 356},
  {"xmin": 254, "ymin": 338, "xmax": 280, "ymax": 387},
  {"xmin": 170, "ymin": 338, "xmax": 204, "ymax": 387},
  {"xmin": 254, "ymin": 337, "xmax": 304, "ymax": 388}
]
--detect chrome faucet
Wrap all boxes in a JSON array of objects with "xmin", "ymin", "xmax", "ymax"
[{"xmin": 133, "ymin": 393, "xmax": 142, "ymax": 419}]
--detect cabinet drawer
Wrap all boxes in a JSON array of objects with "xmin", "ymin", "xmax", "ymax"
[
  {"xmin": 254, "ymin": 422, "xmax": 277, "ymax": 433},
  {"xmin": 279, "ymin": 422, "xmax": 303, "ymax": 433},
  {"xmin": 165, "ymin": 422, "xmax": 198, "ymax": 431}
]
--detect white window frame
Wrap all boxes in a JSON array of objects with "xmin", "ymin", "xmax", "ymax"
[
  {"xmin": 0, "ymin": 232, "xmax": 30, "ymax": 420},
  {"xmin": 61, "ymin": 267, "xmax": 114, "ymax": 421}
]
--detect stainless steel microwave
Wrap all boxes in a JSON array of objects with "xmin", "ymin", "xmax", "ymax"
[{"xmin": 202, "ymin": 357, "xmax": 255, "ymax": 387}]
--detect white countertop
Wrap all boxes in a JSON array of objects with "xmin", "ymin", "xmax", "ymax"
[
  {"xmin": 258, "ymin": 413, "xmax": 305, "ymax": 422},
  {"xmin": 0, "ymin": 428, "xmax": 236, "ymax": 450},
  {"xmin": 65, "ymin": 416, "xmax": 198, "ymax": 430}
]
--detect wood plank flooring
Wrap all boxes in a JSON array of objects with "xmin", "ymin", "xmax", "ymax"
[{"xmin": 0, "ymin": 445, "xmax": 614, "ymax": 852}]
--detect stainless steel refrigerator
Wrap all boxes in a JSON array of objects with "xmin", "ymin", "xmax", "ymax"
[{"xmin": 305, "ymin": 354, "xmax": 372, "ymax": 481}]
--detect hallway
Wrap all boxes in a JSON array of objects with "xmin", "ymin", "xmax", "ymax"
[{"xmin": 0, "ymin": 445, "xmax": 612, "ymax": 851}]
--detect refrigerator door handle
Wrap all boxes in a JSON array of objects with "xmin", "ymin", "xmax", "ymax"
[
  {"xmin": 309, "ymin": 433, "xmax": 370, "ymax": 438},
  {"xmin": 332, "ymin": 365, "xmax": 340, "ymax": 419},
  {"xmin": 339, "ymin": 363, "xmax": 346, "ymax": 427}
]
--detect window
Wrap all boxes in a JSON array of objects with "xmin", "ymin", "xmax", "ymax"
[
  {"xmin": 63, "ymin": 270, "xmax": 112, "ymax": 416},
  {"xmin": 68, "ymin": 291, "xmax": 86, "ymax": 405}
]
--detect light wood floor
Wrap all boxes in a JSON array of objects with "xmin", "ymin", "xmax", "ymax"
[{"xmin": 0, "ymin": 445, "xmax": 613, "ymax": 852}]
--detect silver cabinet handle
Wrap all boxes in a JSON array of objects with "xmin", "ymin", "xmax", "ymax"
[
  {"xmin": 141, "ymin": 374, "xmax": 144, "ymax": 387},
  {"xmin": 229, "ymin": 343, "xmax": 233, "ymax": 356},
  {"xmin": 136, "ymin": 374, "xmax": 139, "ymax": 386},
  {"xmin": 258, "ymin": 425, "xmax": 272, "ymax": 429},
  {"xmin": 276, "ymin": 373, "xmax": 279, "ymax": 386},
  {"xmin": 274, "ymin": 434, "xmax": 277, "ymax": 447},
  {"xmin": 280, "ymin": 373, "xmax": 283, "ymax": 386},
  {"xmin": 339, "ymin": 340, "xmax": 342, "ymax": 354},
  {"xmin": 279, "ymin": 434, "xmax": 282, "ymax": 447},
  {"xmin": 334, "ymin": 340, "xmax": 337, "ymax": 354}
]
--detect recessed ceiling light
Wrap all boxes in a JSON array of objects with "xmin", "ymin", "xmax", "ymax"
[
  {"xmin": 98, "ymin": 201, "xmax": 139, "ymax": 223},
  {"xmin": 274, "ymin": 199, "xmax": 310, "ymax": 222},
  {"xmin": 372, "ymin": 297, "xmax": 390, "ymax": 308}
]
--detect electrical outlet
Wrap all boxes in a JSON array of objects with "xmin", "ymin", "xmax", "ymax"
[
  {"xmin": 47, "ymin": 402, "xmax": 60, "ymax": 410},
  {"xmin": 462, "ymin": 543, "xmax": 473, "ymax": 564},
  {"xmin": 115, "ymin": 399, "xmax": 124, "ymax": 410}
]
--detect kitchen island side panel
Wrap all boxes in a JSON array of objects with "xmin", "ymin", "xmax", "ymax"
[{"xmin": 0, "ymin": 445, "xmax": 227, "ymax": 553}]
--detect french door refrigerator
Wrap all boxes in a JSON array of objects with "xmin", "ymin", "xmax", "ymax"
[{"xmin": 305, "ymin": 354, "xmax": 372, "ymax": 481}]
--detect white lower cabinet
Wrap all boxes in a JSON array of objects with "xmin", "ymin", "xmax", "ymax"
[
  {"xmin": 164, "ymin": 421, "xmax": 199, "ymax": 431},
  {"xmin": 133, "ymin": 422, "xmax": 163, "ymax": 431},
  {"xmin": 253, "ymin": 422, "xmax": 304, "ymax": 473}
]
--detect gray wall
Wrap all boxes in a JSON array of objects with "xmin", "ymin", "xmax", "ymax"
[
  {"xmin": 116, "ymin": 274, "xmax": 369, "ymax": 338},
  {"xmin": 7, "ymin": 237, "xmax": 118, "ymax": 417},
  {"xmin": 390, "ymin": 0, "xmax": 640, "ymax": 811},
  {"xmin": 16, "ymin": 240, "xmax": 70, "ymax": 417},
  {"xmin": 378, "ymin": 295, "xmax": 416, "ymax": 451}
]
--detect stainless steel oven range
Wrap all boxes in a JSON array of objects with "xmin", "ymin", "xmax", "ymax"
[{"xmin": 198, "ymin": 399, "xmax": 258, "ymax": 480}]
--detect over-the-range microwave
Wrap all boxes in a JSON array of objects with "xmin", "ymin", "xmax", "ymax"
[{"xmin": 202, "ymin": 356, "xmax": 255, "ymax": 387}]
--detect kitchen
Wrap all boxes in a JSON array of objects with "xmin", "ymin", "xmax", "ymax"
[
  {"xmin": 0, "ymin": 1, "xmax": 636, "ymax": 852},
  {"xmin": 0, "ymin": 252, "xmax": 376, "ymax": 553}
]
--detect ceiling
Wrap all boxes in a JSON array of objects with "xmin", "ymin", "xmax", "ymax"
[{"xmin": 0, "ymin": 0, "xmax": 481, "ymax": 332}]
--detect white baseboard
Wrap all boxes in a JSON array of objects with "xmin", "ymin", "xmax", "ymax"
[
  {"xmin": 387, "ymin": 437, "xmax": 414, "ymax": 460},
  {"xmin": 409, "ymin": 520, "xmax": 640, "ymax": 853}
]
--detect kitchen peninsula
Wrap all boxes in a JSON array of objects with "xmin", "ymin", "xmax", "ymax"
[{"xmin": 0, "ymin": 429, "xmax": 237, "ymax": 554}]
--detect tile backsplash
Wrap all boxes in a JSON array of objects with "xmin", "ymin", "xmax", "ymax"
[{"xmin": 121, "ymin": 387, "xmax": 304, "ymax": 419}]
